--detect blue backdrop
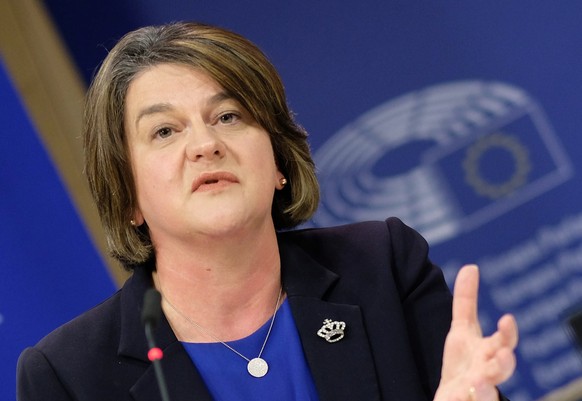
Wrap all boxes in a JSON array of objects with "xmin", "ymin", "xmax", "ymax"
[
  {"xmin": 4, "ymin": 2, "xmax": 582, "ymax": 400},
  {"xmin": 0, "ymin": 59, "xmax": 116, "ymax": 400}
]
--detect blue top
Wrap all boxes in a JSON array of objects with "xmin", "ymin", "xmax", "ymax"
[{"xmin": 182, "ymin": 299, "xmax": 320, "ymax": 401}]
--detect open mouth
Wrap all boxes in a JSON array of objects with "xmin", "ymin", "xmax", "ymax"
[{"xmin": 193, "ymin": 172, "xmax": 238, "ymax": 192}]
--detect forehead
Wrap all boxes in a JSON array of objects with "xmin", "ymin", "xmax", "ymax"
[
  {"xmin": 124, "ymin": 63, "xmax": 232, "ymax": 125},
  {"xmin": 127, "ymin": 63, "xmax": 223, "ymax": 100}
]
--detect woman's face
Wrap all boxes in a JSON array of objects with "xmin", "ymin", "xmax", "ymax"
[{"xmin": 124, "ymin": 63, "xmax": 285, "ymax": 246}]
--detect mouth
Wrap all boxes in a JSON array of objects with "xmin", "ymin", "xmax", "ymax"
[{"xmin": 192, "ymin": 171, "xmax": 239, "ymax": 192}]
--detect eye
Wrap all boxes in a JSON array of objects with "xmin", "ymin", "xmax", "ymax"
[
  {"xmin": 218, "ymin": 112, "xmax": 240, "ymax": 125},
  {"xmin": 155, "ymin": 127, "xmax": 173, "ymax": 139}
]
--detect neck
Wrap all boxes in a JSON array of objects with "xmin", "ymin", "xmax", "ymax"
[{"xmin": 152, "ymin": 222, "xmax": 283, "ymax": 342}]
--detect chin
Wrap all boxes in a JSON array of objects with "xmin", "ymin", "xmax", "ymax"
[
  {"xmin": 199, "ymin": 212, "xmax": 272, "ymax": 237},
  {"xmin": 196, "ymin": 214, "xmax": 249, "ymax": 233}
]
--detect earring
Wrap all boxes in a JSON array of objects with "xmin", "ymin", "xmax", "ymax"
[
  {"xmin": 130, "ymin": 219, "xmax": 137, "ymax": 226},
  {"xmin": 280, "ymin": 177, "xmax": 288, "ymax": 187}
]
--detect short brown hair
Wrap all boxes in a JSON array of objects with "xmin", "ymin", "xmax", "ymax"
[{"xmin": 83, "ymin": 22, "xmax": 319, "ymax": 268}]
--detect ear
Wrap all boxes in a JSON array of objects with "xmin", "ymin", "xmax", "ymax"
[{"xmin": 132, "ymin": 209, "xmax": 145, "ymax": 226}]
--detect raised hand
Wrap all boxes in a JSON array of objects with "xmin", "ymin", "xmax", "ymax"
[{"xmin": 434, "ymin": 265, "xmax": 518, "ymax": 401}]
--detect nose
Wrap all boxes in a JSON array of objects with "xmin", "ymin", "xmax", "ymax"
[{"xmin": 185, "ymin": 126, "xmax": 226, "ymax": 162}]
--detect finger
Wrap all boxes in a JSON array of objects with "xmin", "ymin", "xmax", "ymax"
[
  {"xmin": 477, "ymin": 317, "xmax": 518, "ymax": 384},
  {"xmin": 452, "ymin": 264, "xmax": 480, "ymax": 326},
  {"xmin": 484, "ymin": 347, "xmax": 517, "ymax": 383},
  {"xmin": 475, "ymin": 315, "xmax": 518, "ymax": 367},
  {"xmin": 480, "ymin": 331, "xmax": 506, "ymax": 359},
  {"xmin": 497, "ymin": 314, "xmax": 519, "ymax": 350}
]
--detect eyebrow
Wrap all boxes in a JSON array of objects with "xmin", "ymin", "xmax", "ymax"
[
  {"xmin": 134, "ymin": 103, "xmax": 173, "ymax": 129},
  {"xmin": 133, "ymin": 91, "xmax": 236, "ymax": 129}
]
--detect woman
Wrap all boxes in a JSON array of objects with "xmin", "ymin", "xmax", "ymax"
[{"xmin": 17, "ymin": 22, "xmax": 517, "ymax": 401}]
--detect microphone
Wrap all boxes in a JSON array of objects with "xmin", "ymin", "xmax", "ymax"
[{"xmin": 142, "ymin": 288, "xmax": 171, "ymax": 401}]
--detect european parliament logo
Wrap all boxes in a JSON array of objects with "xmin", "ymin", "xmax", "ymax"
[{"xmin": 312, "ymin": 80, "xmax": 573, "ymax": 244}]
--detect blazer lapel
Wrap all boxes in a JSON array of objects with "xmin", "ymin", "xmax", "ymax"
[
  {"xmin": 280, "ymin": 239, "xmax": 381, "ymax": 401},
  {"xmin": 129, "ymin": 341, "xmax": 213, "ymax": 401},
  {"xmin": 117, "ymin": 267, "xmax": 214, "ymax": 401}
]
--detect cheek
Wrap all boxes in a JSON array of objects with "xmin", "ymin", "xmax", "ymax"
[
  {"xmin": 252, "ymin": 136, "xmax": 279, "ymax": 178},
  {"xmin": 132, "ymin": 155, "xmax": 175, "ymax": 200},
  {"xmin": 252, "ymin": 152, "xmax": 280, "ymax": 186}
]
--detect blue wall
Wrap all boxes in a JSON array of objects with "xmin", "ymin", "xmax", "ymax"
[{"xmin": 0, "ymin": 59, "xmax": 116, "ymax": 401}]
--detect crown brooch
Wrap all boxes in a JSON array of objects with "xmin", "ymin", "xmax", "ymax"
[{"xmin": 317, "ymin": 319, "xmax": 346, "ymax": 343}]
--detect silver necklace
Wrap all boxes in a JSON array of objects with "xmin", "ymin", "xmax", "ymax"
[{"xmin": 162, "ymin": 286, "xmax": 283, "ymax": 378}]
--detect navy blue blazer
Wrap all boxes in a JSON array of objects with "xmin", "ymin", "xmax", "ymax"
[{"xmin": 17, "ymin": 218, "xmax": 459, "ymax": 400}]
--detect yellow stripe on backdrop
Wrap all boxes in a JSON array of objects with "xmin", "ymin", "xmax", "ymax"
[{"xmin": 0, "ymin": 0, "xmax": 129, "ymax": 286}]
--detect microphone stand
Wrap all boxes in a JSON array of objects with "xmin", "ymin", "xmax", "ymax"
[{"xmin": 142, "ymin": 288, "xmax": 171, "ymax": 401}]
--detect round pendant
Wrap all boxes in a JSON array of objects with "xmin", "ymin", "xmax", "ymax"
[{"xmin": 247, "ymin": 357, "xmax": 269, "ymax": 378}]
